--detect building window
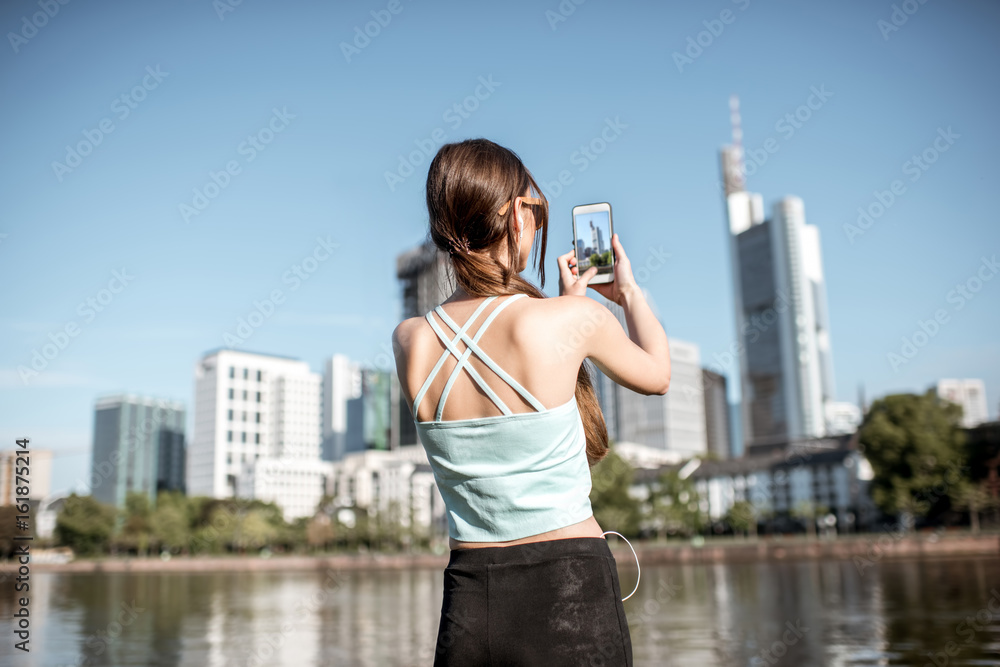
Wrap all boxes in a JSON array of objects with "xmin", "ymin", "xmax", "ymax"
[
  {"xmin": 228, "ymin": 409, "xmax": 233, "ymax": 421},
  {"xmin": 243, "ymin": 368, "xmax": 249, "ymax": 380},
  {"xmin": 256, "ymin": 392, "xmax": 262, "ymax": 403},
  {"xmin": 229, "ymin": 366, "xmax": 235, "ymax": 379},
  {"xmin": 242, "ymin": 411, "xmax": 247, "ymax": 422},
  {"xmin": 227, "ymin": 453, "xmax": 232, "ymax": 464},
  {"xmin": 256, "ymin": 412, "xmax": 261, "ymax": 424},
  {"xmin": 228, "ymin": 388, "xmax": 234, "ymax": 400},
  {"xmin": 257, "ymin": 370, "xmax": 262, "ymax": 382},
  {"xmin": 242, "ymin": 390, "xmax": 248, "ymax": 400},
  {"xmin": 255, "ymin": 433, "xmax": 260, "ymax": 444},
  {"xmin": 227, "ymin": 430, "xmax": 233, "ymax": 442},
  {"xmin": 241, "ymin": 432, "xmax": 247, "ymax": 443}
]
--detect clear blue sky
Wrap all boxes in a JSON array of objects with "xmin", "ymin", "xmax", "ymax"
[{"xmin": 2, "ymin": 0, "xmax": 997, "ymax": 495}]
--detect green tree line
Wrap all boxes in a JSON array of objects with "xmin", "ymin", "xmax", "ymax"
[{"xmin": 41, "ymin": 491, "xmax": 429, "ymax": 558}]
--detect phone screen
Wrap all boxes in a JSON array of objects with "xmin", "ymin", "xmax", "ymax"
[{"xmin": 573, "ymin": 209, "xmax": 614, "ymax": 279}]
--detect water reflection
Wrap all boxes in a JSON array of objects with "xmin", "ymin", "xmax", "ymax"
[{"xmin": 1, "ymin": 555, "xmax": 998, "ymax": 666}]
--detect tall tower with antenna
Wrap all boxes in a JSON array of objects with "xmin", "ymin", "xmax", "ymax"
[{"xmin": 719, "ymin": 96, "xmax": 836, "ymax": 452}]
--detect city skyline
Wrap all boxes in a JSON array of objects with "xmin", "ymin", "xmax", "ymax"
[{"xmin": 3, "ymin": 1, "xmax": 998, "ymax": 496}]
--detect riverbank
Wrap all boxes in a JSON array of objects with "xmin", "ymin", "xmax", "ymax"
[{"xmin": 7, "ymin": 532, "xmax": 998, "ymax": 573}]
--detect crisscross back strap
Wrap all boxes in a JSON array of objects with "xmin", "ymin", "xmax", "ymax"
[
  {"xmin": 412, "ymin": 296, "xmax": 496, "ymax": 417},
  {"xmin": 413, "ymin": 293, "xmax": 546, "ymax": 422}
]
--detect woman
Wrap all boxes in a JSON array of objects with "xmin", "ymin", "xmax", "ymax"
[{"xmin": 391, "ymin": 138, "xmax": 671, "ymax": 666}]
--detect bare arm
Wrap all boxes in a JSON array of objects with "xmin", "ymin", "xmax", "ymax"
[
  {"xmin": 557, "ymin": 233, "xmax": 671, "ymax": 395},
  {"xmin": 579, "ymin": 292, "xmax": 670, "ymax": 395}
]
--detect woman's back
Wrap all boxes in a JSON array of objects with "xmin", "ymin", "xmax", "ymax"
[{"xmin": 396, "ymin": 292, "xmax": 598, "ymax": 543}]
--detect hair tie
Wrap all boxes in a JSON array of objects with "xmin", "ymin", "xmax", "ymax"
[{"xmin": 448, "ymin": 237, "xmax": 471, "ymax": 256}]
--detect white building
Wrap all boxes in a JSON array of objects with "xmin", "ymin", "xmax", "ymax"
[
  {"xmin": 825, "ymin": 402, "xmax": 863, "ymax": 436},
  {"xmin": 328, "ymin": 445, "xmax": 445, "ymax": 537},
  {"xmin": 682, "ymin": 436, "xmax": 877, "ymax": 532},
  {"xmin": 189, "ymin": 349, "xmax": 331, "ymax": 520},
  {"xmin": 322, "ymin": 354, "xmax": 362, "ymax": 461},
  {"xmin": 935, "ymin": 379, "xmax": 989, "ymax": 428},
  {"xmin": 238, "ymin": 457, "xmax": 333, "ymax": 522}
]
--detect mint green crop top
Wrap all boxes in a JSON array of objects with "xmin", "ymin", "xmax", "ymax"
[{"xmin": 412, "ymin": 293, "xmax": 594, "ymax": 542}]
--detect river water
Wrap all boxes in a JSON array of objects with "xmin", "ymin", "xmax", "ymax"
[{"xmin": 2, "ymin": 554, "xmax": 999, "ymax": 666}]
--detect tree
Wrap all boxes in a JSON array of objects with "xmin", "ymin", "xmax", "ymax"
[
  {"xmin": 307, "ymin": 515, "xmax": 336, "ymax": 551},
  {"xmin": 858, "ymin": 391, "xmax": 967, "ymax": 522},
  {"xmin": 119, "ymin": 492, "xmax": 153, "ymax": 555},
  {"xmin": 726, "ymin": 500, "xmax": 758, "ymax": 539},
  {"xmin": 589, "ymin": 447, "xmax": 641, "ymax": 538},
  {"xmin": 236, "ymin": 509, "xmax": 278, "ymax": 551},
  {"xmin": 646, "ymin": 468, "xmax": 705, "ymax": 538},
  {"xmin": 150, "ymin": 491, "xmax": 191, "ymax": 554},
  {"xmin": 791, "ymin": 500, "xmax": 829, "ymax": 538},
  {"xmin": 951, "ymin": 482, "xmax": 996, "ymax": 535},
  {"xmin": 55, "ymin": 494, "xmax": 117, "ymax": 556},
  {"xmin": 0, "ymin": 506, "xmax": 18, "ymax": 558}
]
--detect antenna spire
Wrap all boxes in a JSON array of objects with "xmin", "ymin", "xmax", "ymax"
[{"xmin": 728, "ymin": 94, "xmax": 745, "ymax": 191}]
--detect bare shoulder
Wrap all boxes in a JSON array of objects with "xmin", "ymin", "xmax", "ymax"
[
  {"xmin": 391, "ymin": 316, "xmax": 427, "ymax": 359},
  {"xmin": 512, "ymin": 294, "xmax": 613, "ymax": 345},
  {"xmin": 526, "ymin": 294, "xmax": 614, "ymax": 327}
]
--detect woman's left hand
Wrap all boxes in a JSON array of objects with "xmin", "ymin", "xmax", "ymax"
[{"xmin": 557, "ymin": 246, "xmax": 598, "ymax": 297}]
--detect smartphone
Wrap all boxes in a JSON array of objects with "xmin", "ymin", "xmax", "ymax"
[{"xmin": 572, "ymin": 202, "xmax": 615, "ymax": 284}]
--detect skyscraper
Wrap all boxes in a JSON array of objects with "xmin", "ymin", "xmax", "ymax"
[
  {"xmin": 720, "ymin": 96, "xmax": 837, "ymax": 447},
  {"xmin": 322, "ymin": 354, "xmax": 362, "ymax": 461},
  {"xmin": 590, "ymin": 219, "xmax": 605, "ymax": 255},
  {"xmin": 91, "ymin": 394, "xmax": 185, "ymax": 508},
  {"xmin": 346, "ymin": 368, "xmax": 392, "ymax": 454},
  {"xmin": 702, "ymin": 369, "xmax": 732, "ymax": 459}
]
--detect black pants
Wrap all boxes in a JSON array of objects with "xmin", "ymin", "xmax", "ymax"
[{"xmin": 433, "ymin": 536, "xmax": 633, "ymax": 666}]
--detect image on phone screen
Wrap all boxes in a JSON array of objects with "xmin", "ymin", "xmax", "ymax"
[{"xmin": 574, "ymin": 210, "xmax": 614, "ymax": 278}]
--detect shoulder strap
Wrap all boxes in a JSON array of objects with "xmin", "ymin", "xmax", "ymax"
[{"xmin": 430, "ymin": 293, "xmax": 545, "ymax": 421}]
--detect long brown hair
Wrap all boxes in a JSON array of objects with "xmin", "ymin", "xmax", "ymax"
[{"xmin": 425, "ymin": 138, "xmax": 609, "ymax": 467}]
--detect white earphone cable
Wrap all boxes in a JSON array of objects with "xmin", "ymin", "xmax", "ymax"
[{"xmin": 601, "ymin": 530, "xmax": 639, "ymax": 601}]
